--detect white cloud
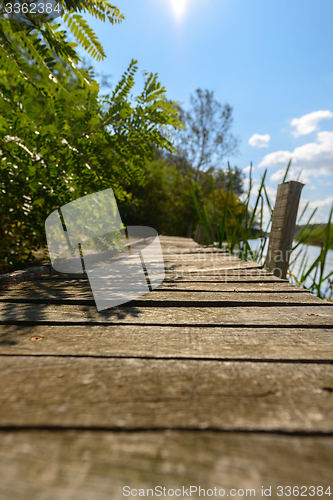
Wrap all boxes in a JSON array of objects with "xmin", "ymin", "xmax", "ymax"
[
  {"xmin": 270, "ymin": 169, "xmax": 286, "ymax": 184},
  {"xmin": 243, "ymin": 165, "xmax": 254, "ymax": 173},
  {"xmin": 259, "ymin": 131, "xmax": 333, "ymax": 177},
  {"xmin": 242, "ymin": 177, "xmax": 250, "ymax": 192},
  {"xmin": 305, "ymin": 196, "xmax": 333, "ymax": 223},
  {"xmin": 270, "ymin": 168, "xmax": 313, "ymax": 187},
  {"xmin": 248, "ymin": 133, "xmax": 271, "ymax": 148},
  {"xmin": 291, "ymin": 110, "xmax": 333, "ymax": 137},
  {"xmin": 309, "ymin": 196, "xmax": 333, "ymax": 210}
]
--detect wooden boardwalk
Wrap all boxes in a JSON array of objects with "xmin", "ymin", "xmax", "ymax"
[{"xmin": 0, "ymin": 235, "xmax": 332, "ymax": 499}]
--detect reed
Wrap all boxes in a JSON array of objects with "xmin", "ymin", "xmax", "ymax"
[{"xmin": 189, "ymin": 162, "xmax": 333, "ymax": 300}]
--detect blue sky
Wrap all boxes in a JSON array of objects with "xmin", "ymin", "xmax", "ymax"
[{"xmin": 72, "ymin": 0, "xmax": 333, "ymax": 223}]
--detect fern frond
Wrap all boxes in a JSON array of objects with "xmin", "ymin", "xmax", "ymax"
[
  {"xmin": 0, "ymin": 38, "xmax": 49, "ymax": 97},
  {"xmin": 77, "ymin": 0, "xmax": 124, "ymax": 24},
  {"xmin": 63, "ymin": 13, "xmax": 106, "ymax": 61},
  {"xmin": 0, "ymin": 18, "xmax": 69, "ymax": 96},
  {"xmin": 40, "ymin": 20, "xmax": 99, "ymax": 91}
]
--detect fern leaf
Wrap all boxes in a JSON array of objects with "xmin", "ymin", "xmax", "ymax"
[{"xmin": 64, "ymin": 13, "xmax": 106, "ymax": 60}]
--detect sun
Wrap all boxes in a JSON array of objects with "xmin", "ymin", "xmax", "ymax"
[{"xmin": 170, "ymin": 0, "xmax": 188, "ymax": 21}]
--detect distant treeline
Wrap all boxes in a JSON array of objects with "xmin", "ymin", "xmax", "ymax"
[{"xmin": 294, "ymin": 224, "xmax": 333, "ymax": 249}]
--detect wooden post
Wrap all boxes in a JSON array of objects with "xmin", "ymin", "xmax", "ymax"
[
  {"xmin": 265, "ymin": 181, "xmax": 304, "ymax": 279},
  {"xmin": 194, "ymin": 224, "xmax": 217, "ymax": 245},
  {"xmin": 194, "ymin": 224, "xmax": 205, "ymax": 244}
]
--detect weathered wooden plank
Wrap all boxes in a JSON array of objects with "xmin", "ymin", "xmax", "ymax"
[
  {"xmin": 164, "ymin": 255, "xmax": 243, "ymax": 262},
  {"xmin": 159, "ymin": 237, "xmax": 200, "ymax": 253},
  {"xmin": 166, "ymin": 268, "xmax": 283, "ymax": 279},
  {"xmin": 159, "ymin": 281, "xmax": 310, "ymax": 292},
  {"xmin": 0, "ymin": 357, "xmax": 332, "ymax": 431},
  {"xmin": 0, "ymin": 265, "xmax": 51, "ymax": 287},
  {"xmin": 162, "ymin": 247, "xmax": 206, "ymax": 254},
  {"xmin": 129, "ymin": 291, "xmax": 326, "ymax": 305},
  {"xmin": 11, "ymin": 274, "xmax": 286, "ymax": 285},
  {"xmin": 0, "ymin": 274, "xmax": 324, "ymax": 304},
  {"xmin": 165, "ymin": 249, "xmax": 230, "ymax": 255},
  {"xmin": 165, "ymin": 262, "xmax": 263, "ymax": 270},
  {"xmin": 0, "ymin": 303, "xmax": 332, "ymax": 325},
  {"xmin": 160, "ymin": 235, "xmax": 199, "ymax": 243},
  {"xmin": 0, "ymin": 325, "xmax": 332, "ymax": 360},
  {"xmin": 0, "ymin": 245, "xmax": 236, "ymax": 288},
  {"xmin": 0, "ymin": 279, "xmax": 311, "ymax": 297},
  {"xmin": 168, "ymin": 275, "xmax": 289, "ymax": 282},
  {"xmin": 0, "ymin": 430, "xmax": 332, "ymax": 500},
  {"xmin": 25, "ymin": 269, "xmax": 285, "ymax": 282},
  {"xmin": 164, "ymin": 250, "xmax": 237, "ymax": 256},
  {"xmin": 0, "ymin": 280, "xmax": 95, "ymax": 299},
  {"xmin": 0, "ymin": 291, "xmax": 326, "ymax": 306}
]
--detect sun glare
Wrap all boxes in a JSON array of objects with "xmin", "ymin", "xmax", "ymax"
[{"xmin": 171, "ymin": 0, "xmax": 187, "ymax": 21}]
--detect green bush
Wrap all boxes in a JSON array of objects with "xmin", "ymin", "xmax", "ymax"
[{"xmin": 118, "ymin": 156, "xmax": 198, "ymax": 236}]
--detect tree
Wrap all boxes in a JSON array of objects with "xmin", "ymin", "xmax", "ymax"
[
  {"xmin": 118, "ymin": 155, "xmax": 197, "ymax": 237},
  {"xmin": 0, "ymin": 10, "xmax": 182, "ymax": 271},
  {"xmin": 176, "ymin": 88, "xmax": 239, "ymax": 181},
  {"xmin": 212, "ymin": 165, "xmax": 244, "ymax": 197}
]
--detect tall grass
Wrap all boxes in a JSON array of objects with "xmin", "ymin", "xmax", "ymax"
[{"xmin": 189, "ymin": 161, "xmax": 333, "ymax": 301}]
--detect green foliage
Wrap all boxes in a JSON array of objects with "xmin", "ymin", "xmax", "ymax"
[
  {"xmin": 0, "ymin": 36, "xmax": 182, "ymax": 271},
  {"xmin": 0, "ymin": 0, "xmax": 124, "ymax": 97},
  {"xmin": 0, "ymin": 0, "xmax": 183, "ymax": 272},
  {"xmin": 197, "ymin": 165, "xmax": 245, "ymax": 198},
  {"xmin": 117, "ymin": 155, "xmax": 197, "ymax": 237},
  {"xmin": 189, "ymin": 163, "xmax": 258, "ymax": 256},
  {"xmin": 116, "ymin": 149, "xmax": 245, "ymax": 239}
]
